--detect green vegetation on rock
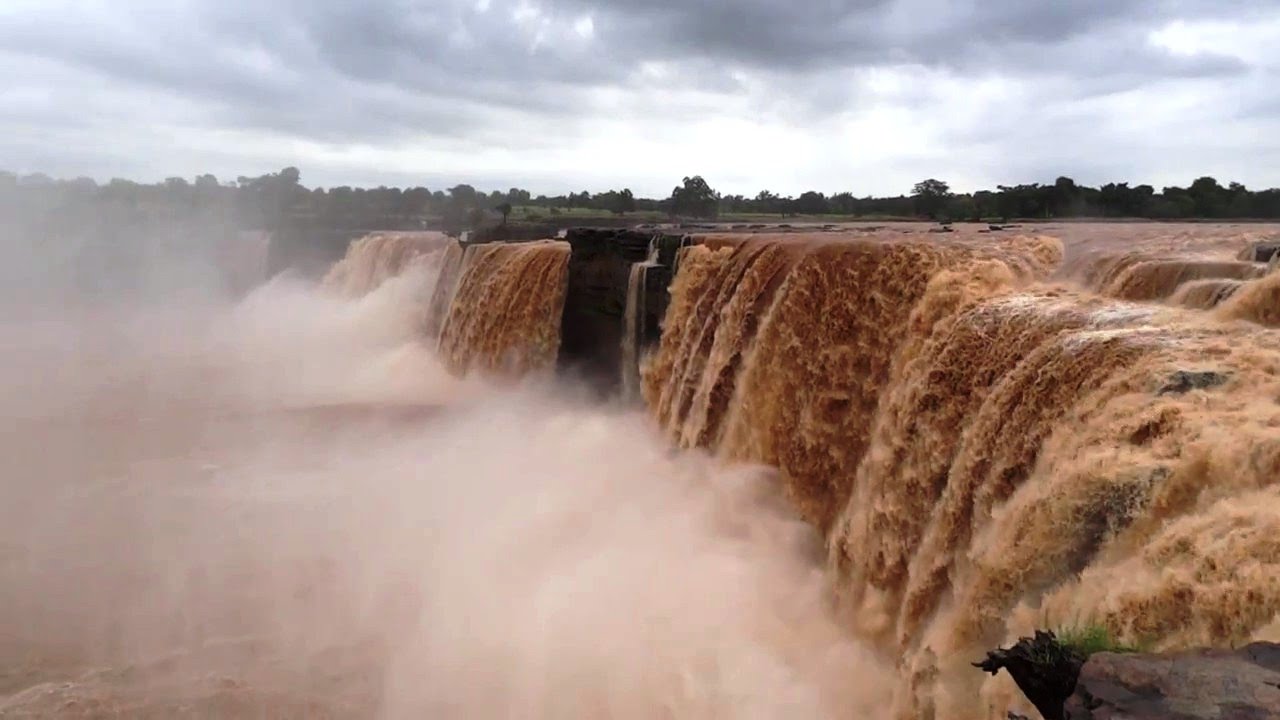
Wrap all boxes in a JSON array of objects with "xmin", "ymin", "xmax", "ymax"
[{"xmin": 1054, "ymin": 624, "xmax": 1148, "ymax": 657}]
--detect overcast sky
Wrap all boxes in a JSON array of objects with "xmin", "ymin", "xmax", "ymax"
[{"xmin": 2, "ymin": 0, "xmax": 1278, "ymax": 197}]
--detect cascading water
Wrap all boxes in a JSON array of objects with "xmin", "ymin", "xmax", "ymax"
[
  {"xmin": 435, "ymin": 240, "xmax": 571, "ymax": 377},
  {"xmin": 620, "ymin": 236, "xmax": 661, "ymax": 402},
  {"xmin": 1170, "ymin": 277, "xmax": 1245, "ymax": 309},
  {"xmin": 322, "ymin": 232, "xmax": 450, "ymax": 298},
  {"xmin": 312, "ymin": 223, "xmax": 1280, "ymax": 717},
  {"xmin": 13, "ymin": 220, "xmax": 1280, "ymax": 719},
  {"xmin": 638, "ymin": 228, "xmax": 1280, "ymax": 718}
]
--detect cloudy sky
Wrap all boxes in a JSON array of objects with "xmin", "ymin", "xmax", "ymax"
[{"xmin": 2, "ymin": 0, "xmax": 1278, "ymax": 197}]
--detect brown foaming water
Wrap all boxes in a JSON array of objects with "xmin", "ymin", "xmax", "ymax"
[
  {"xmin": 13, "ymin": 222, "xmax": 1280, "ymax": 719},
  {"xmin": 647, "ymin": 233, "xmax": 1064, "ymax": 532},
  {"xmin": 435, "ymin": 240, "xmax": 571, "ymax": 378},
  {"xmin": 1169, "ymin": 277, "xmax": 1245, "ymax": 309},
  {"xmin": 1098, "ymin": 257, "xmax": 1263, "ymax": 301},
  {"xmin": 1, "ymin": 246, "xmax": 889, "ymax": 718},
  {"xmin": 321, "ymin": 232, "xmax": 450, "ymax": 299},
  {"xmin": 640, "ymin": 226, "xmax": 1280, "ymax": 718},
  {"xmin": 1218, "ymin": 270, "xmax": 1280, "ymax": 327}
]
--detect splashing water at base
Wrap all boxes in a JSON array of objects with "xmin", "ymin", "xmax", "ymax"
[{"xmin": 0, "ymin": 263, "xmax": 892, "ymax": 718}]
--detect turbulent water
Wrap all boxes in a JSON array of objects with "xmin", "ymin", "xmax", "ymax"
[
  {"xmin": 432, "ymin": 240, "xmax": 571, "ymax": 377},
  {"xmin": 634, "ymin": 225, "xmax": 1280, "ymax": 718},
  {"xmin": 322, "ymin": 232, "xmax": 450, "ymax": 298},
  {"xmin": 0, "ymin": 235, "xmax": 891, "ymax": 718},
  {"xmin": 7, "ymin": 223, "xmax": 1280, "ymax": 719}
]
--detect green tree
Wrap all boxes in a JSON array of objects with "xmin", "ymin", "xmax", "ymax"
[
  {"xmin": 1227, "ymin": 182, "xmax": 1254, "ymax": 217},
  {"xmin": 449, "ymin": 184, "xmax": 478, "ymax": 206},
  {"xmin": 1188, "ymin": 176, "xmax": 1227, "ymax": 217},
  {"xmin": 600, "ymin": 188, "xmax": 636, "ymax": 215},
  {"xmin": 794, "ymin": 191, "xmax": 829, "ymax": 215},
  {"xmin": 830, "ymin": 192, "xmax": 856, "ymax": 215},
  {"xmin": 1050, "ymin": 176, "xmax": 1080, "ymax": 216},
  {"xmin": 671, "ymin": 176, "xmax": 719, "ymax": 218},
  {"xmin": 912, "ymin": 179, "xmax": 951, "ymax": 219}
]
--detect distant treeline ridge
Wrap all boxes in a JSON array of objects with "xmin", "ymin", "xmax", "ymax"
[{"xmin": 5, "ymin": 169, "xmax": 1280, "ymax": 233}]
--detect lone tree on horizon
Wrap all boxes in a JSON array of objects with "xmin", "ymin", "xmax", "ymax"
[
  {"xmin": 670, "ymin": 176, "xmax": 719, "ymax": 218},
  {"xmin": 912, "ymin": 178, "xmax": 952, "ymax": 219}
]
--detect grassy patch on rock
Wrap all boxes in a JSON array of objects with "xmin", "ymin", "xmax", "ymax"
[{"xmin": 1054, "ymin": 624, "xmax": 1149, "ymax": 657}]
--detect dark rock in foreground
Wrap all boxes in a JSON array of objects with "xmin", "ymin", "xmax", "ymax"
[
  {"xmin": 978, "ymin": 633, "xmax": 1280, "ymax": 720},
  {"xmin": 1158, "ymin": 370, "xmax": 1229, "ymax": 395},
  {"xmin": 975, "ymin": 631, "xmax": 1083, "ymax": 720},
  {"xmin": 1066, "ymin": 643, "xmax": 1280, "ymax": 719}
]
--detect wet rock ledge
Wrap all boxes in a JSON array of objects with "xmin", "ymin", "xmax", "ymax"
[{"xmin": 976, "ymin": 631, "xmax": 1280, "ymax": 719}]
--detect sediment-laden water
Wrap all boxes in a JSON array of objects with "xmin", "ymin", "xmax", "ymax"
[{"xmin": 6, "ymin": 224, "xmax": 1280, "ymax": 719}]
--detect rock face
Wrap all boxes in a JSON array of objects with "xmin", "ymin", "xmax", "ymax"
[
  {"xmin": 557, "ymin": 229, "xmax": 684, "ymax": 392},
  {"xmin": 978, "ymin": 633, "xmax": 1280, "ymax": 720},
  {"xmin": 976, "ymin": 632, "xmax": 1083, "ymax": 720},
  {"xmin": 1242, "ymin": 240, "xmax": 1280, "ymax": 263},
  {"xmin": 468, "ymin": 222, "xmax": 556, "ymax": 244},
  {"xmin": 1065, "ymin": 643, "xmax": 1280, "ymax": 719}
]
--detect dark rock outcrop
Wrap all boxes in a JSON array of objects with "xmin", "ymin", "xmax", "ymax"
[
  {"xmin": 557, "ymin": 229, "xmax": 685, "ymax": 393},
  {"xmin": 977, "ymin": 633, "xmax": 1280, "ymax": 720},
  {"xmin": 1241, "ymin": 241, "xmax": 1280, "ymax": 264},
  {"xmin": 1065, "ymin": 643, "xmax": 1280, "ymax": 719},
  {"xmin": 467, "ymin": 222, "xmax": 556, "ymax": 244},
  {"xmin": 975, "ymin": 632, "xmax": 1084, "ymax": 720},
  {"xmin": 1158, "ymin": 370, "xmax": 1229, "ymax": 396}
]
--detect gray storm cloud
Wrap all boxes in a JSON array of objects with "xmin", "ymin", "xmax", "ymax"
[{"xmin": 0, "ymin": 0, "xmax": 1276, "ymax": 193}]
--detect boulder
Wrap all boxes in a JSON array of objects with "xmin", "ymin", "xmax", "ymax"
[
  {"xmin": 1065, "ymin": 643, "xmax": 1280, "ymax": 719},
  {"xmin": 1157, "ymin": 370, "xmax": 1229, "ymax": 396},
  {"xmin": 976, "ymin": 633, "xmax": 1280, "ymax": 720},
  {"xmin": 1240, "ymin": 241, "xmax": 1280, "ymax": 263}
]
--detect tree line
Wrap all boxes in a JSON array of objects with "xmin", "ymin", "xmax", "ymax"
[
  {"xmin": 692, "ymin": 175, "xmax": 1280, "ymax": 221},
  {"xmin": 6, "ymin": 169, "xmax": 1280, "ymax": 235}
]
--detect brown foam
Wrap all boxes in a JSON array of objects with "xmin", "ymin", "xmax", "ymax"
[
  {"xmin": 436, "ymin": 241, "xmax": 571, "ymax": 377},
  {"xmin": 1170, "ymin": 278, "xmax": 1246, "ymax": 309},
  {"xmin": 640, "ymin": 226, "xmax": 1280, "ymax": 718},
  {"xmin": 322, "ymin": 232, "xmax": 450, "ymax": 298},
  {"xmin": 1218, "ymin": 271, "xmax": 1280, "ymax": 327},
  {"xmin": 1101, "ymin": 258, "xmax": 1263, "ymax": 301}
]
